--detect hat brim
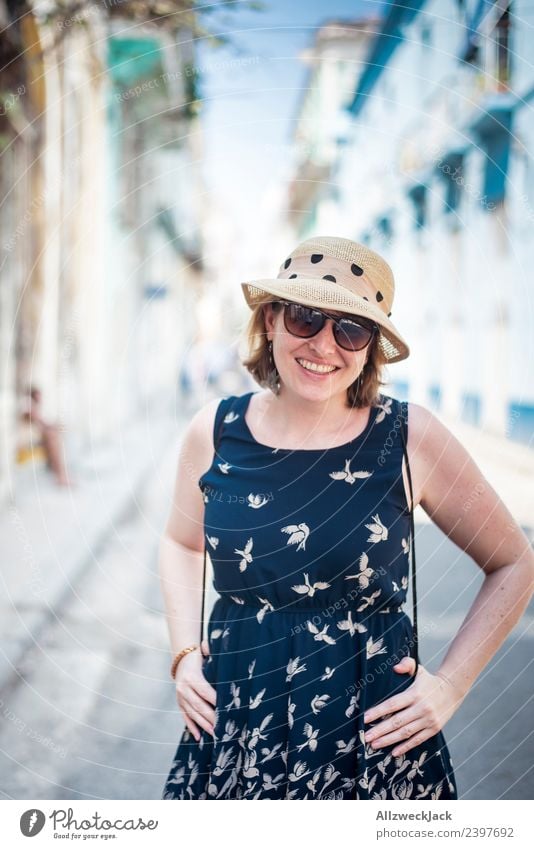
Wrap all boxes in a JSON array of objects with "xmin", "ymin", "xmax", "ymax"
[{"xmin": 241, "ymin": 277, "xmax": 410, "ymax": 363}]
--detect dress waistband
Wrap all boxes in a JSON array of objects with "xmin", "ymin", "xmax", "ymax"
[{"xmin": 215, "ymin": 593, "xmax": 406, "ymax": 617}]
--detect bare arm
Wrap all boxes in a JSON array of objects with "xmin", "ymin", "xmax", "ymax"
[
  {"xmin": 158, "ymin": 397, "xmax": 220, "ymax": 739},
  {"xmin": 411, "ymin": 403, "xmax": 534, "ymax": 701}
]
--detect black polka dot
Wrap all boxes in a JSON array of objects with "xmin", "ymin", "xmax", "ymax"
[
  {"xmin": 376, "ymin": 291, "xmax": 384, "ymax": 302},
  {"xmin": 284, "ymin": 258, "xmax": 291, "ymax": 269},
  {"xmin": 322, "ymin": 275, "xmax": 336, "ymax": 282},
  {"xmin": 351, "ymin": 263, "xmax": 364, "ymax": 276},
  {"xmin": 289, "ymin": 274, "xmax": 297, "ymax": 279},
  {"xmin": 311, "ymin": 254, "xmax": 323, "ymax": 263}
]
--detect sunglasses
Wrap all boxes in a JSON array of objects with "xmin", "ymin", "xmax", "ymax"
[{"xmin": 274, "ymin": 300, "xmax": 378, "ymax": 352}]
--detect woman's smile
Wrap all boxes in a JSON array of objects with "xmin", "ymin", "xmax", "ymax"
[{"xmin": 295, "ymin": 357, "xmax": 341, "ymax": 376}]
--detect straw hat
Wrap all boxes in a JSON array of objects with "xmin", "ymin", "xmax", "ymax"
[{"xmin": 241, "ymin": 236, "xmax": 410, "ymax": 363}]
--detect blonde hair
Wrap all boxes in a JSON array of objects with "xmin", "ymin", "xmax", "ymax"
[{"xmin": 240, "ymin": 301, "xmax": 388, "ymax": 408}]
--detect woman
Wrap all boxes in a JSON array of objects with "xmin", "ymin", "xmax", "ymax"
[{"xmin": 160, "ymin": 236, "xmax": 534, "ymax": 800}]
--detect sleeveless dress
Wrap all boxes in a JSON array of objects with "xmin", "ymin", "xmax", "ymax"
[{"xmin": 162, "ymin": 390, "xmax": 458, "ymax": 800}]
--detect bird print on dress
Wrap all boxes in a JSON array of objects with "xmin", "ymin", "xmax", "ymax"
[
  {"xmin": 320, "ymin": 666, "xmax": 336, "ymax": 680},
  {"xmin": 366, "ymin": 636, "xmax": 388, "ymax": 659},
  {"xmin": 248, "ymin": 494, "xmax": 269, "ymax": 509},
  {"xmin": 356, "ymin": 589, "xmax": 382, "ymax": 612},
  {"xmin": 256, "ymin": 596, "xmax": 274, "ymax": 623},
  {"xmin": 223, "ymin": 411, "xmax": 239, "ymax": 424},
  {"xmin": 162, "ymin": 391, "xmax": 458, "ymax": 801},
  {"xmin": 329, "ymin": 459, "xmax": 373, "ymax": 484},
  {"xmin": 249, "ymin": 689, "xmax": 266, "ymax": 709},
  {"xmin": 310, "ymin": 694, "xmax": 331, "ymax": 714},
  {"xmin": 286, "ymin": 657, "xmax": 307, "ymax": 681},
  {"xmin": 210, "ymin": 627, "xmax": 230, "ymax": 641},
  {"xmin": 281, "ymin": 523, "xmax": 310, "ymax": 551},
  {"xmin": 297, "ymin": 723, "xmax": 319, "ymax": 753},
  {"xmin": 307, "ymin": 620, "xmax": 337, "ymax": 645},
  {"xmin": 291, "ymin": 572, "xmax": 331, "ymax": 597},
  {"xmin": 374, "ymin": 396, "xmax": 393, "ymax": 423},
  {"xmin": 365, "ymin": 514, "xmax": 388, "ymax": 542},
  {"xmin": 234, "ymin": 537, "xmax": 254, "ymax": 571},
  {"xmin": 337, "ymin": 610, "xmax": 368, "ymax": 637},
  {"xmin": 345, "ymin": 551, "xmax": 375, "ymax": 588},
  {"xmin": 345, "ymin": 692, "xmax": 360, "ymax": 718}
]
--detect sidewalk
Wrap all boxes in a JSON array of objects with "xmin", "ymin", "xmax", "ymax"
[{"xmin": 0, "ymin": 412, "xmax": 180, "ymax": 694}]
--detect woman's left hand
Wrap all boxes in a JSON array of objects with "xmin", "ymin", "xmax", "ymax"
[{"xmin": 362, "ymin": 657, "xmax": 462, "ymax": 758}]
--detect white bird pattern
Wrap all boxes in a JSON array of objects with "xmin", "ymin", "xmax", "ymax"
[
  {"xmin": 281, "ymin": 523, "xmax": 310, "ymax": 551},
  {"xmin": 286, "ymin": 657, "xmax": 307, "ymax": 681},
  {"xmin": 320, "ymin": 666, "xmax": 336, "ymax": 680},
  {"xmin": 248, "ymin": 493, "xmax": 269, "ymax": 509},
  {"xmin": 291, "ymin": 572, "xmax": 330, "ymax": 597},
  {"xmin": 249, "ymin": 688, "xmax": 266, "ymax": 709},
  {"xmin": 345, "ymin": 551, "xmax": 375, "ymax": 588},
  {"xmin": 311, "ymin": 694, "xmax": 331, "ymax": 715},
  {"xmin": 234, "ymin": 537, "xmax": 254, "ymax": 571},
  {"xmin": 366, "ymin": 636, "xmax": 388, "ymax": 659},
  {"xmin": 256, "ymin": 596, "xmax": 275, "ymax": 623},
  {"xmin": 296, "ymin": 722, "xmax": 319, "ymax": 753},
  {"xmin": 336, "ymin": 610, "xmax": 368, "ymax": 637},
  {"xmin": 365, "ymin": 513, "xmax": 388, "ymax": 542},
  {"xmin": 375, "ymin": 397, "xmax": 393, "ymax": 423},
  {"xmin": 329, "ymin": 459, "xmax": 373, "ymax": 485},
  {"xmin": 307, "ymin": 620, "xmax": 337, "ymax": 645}
]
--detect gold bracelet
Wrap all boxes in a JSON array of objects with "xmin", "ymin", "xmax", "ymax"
[{"xmin": 170, "ymin": 645, "xmax": 198, "ymax": 680}]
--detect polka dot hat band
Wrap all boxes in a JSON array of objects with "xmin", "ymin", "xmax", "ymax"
[{"xmin": 241, "ymin": 235, "xmax": 410, "ymax": 363}]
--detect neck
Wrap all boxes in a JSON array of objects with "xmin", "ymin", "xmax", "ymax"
[{"xmin": 272, "ymin": 386, "xmax": 361, "ymax": 438}]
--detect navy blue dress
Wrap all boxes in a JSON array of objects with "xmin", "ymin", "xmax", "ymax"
[{"xmin": 162, "ymin": 391, "xmax": 458, "ymax": 800}]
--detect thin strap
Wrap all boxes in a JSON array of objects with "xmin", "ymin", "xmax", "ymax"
[
  {"xmin": 199, "ymin": 396, "xmax": 236, "ymax": 646},
  {"xmin": 398, "ymin": 399, "xmax": 420, "ymax": 675}
]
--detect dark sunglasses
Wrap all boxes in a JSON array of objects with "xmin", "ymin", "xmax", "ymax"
[{"xmin": 274, "ymin": 300, "xmax": 378, "ymax": 352}]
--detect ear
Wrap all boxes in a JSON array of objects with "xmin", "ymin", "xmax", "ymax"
[{"xmin": 262, "ymin": 303, "xmax": 276, "ymax": 335}]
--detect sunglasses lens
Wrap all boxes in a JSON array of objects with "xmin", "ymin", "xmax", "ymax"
[
  {"xmin": 334, "ymin": 319, "xmax": 374, "ymax": 351},
  {"xmin": 283, "ymin": 303, "xmax": 323, "ymax": 338}
]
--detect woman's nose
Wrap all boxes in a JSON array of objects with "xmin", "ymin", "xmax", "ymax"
[{"xmin": 308, "ymin": 319, "xmax": 338, "ymax": 354}]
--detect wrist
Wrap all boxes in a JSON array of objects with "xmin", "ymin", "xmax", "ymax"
[
  {"xmin": 435, "ymin": 669, "xmax": 468, "ymax": 704},
  {"xmin": 170, "ymin": 644, "xmax": 199, "ymax": 680}
]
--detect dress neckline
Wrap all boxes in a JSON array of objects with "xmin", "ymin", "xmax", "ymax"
[{"xmin": 240, "ymin": 391, "xmax": 381, "ymax": 453}]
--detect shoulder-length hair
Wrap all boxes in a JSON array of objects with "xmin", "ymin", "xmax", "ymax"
[{"xmin": 239, "ymin": 301, "xmax": 388, "ymax": 408}]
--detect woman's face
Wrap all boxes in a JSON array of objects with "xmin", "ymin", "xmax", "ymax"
[{"xmin": 263, "ymin": 302, "xmax": 371, "ymax": 402}]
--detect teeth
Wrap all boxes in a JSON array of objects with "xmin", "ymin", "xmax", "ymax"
[{"xmin": 297, "ymin": 358, "xmax": 337, "ymax": 374}]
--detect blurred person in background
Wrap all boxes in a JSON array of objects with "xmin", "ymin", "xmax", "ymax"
[{"xmin": 18, "ymin": 386, "xmax": 73, "ymax": 487}]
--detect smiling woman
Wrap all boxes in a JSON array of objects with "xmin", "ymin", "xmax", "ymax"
[{"xmin": 159, "ymin": 235, "xmax": 534, "ymax": 800}]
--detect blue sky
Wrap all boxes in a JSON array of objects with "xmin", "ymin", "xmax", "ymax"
[{"xmin": 196, "ymin": 0, "xmax": 388, "ymax": 232}]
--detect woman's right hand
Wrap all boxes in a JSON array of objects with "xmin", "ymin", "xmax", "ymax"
[{"xmin": 174, "ymin": 639, "xmax": 217, "ymax": 742}]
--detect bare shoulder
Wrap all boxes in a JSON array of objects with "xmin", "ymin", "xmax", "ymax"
[
  {"xmin": 405, "ymin": 400, "xmax": 469, "ymax": 471},
  {"xmin": 163, "ymin": 396, "xmax": 226, "ymax": 550},
  {"xmin": 402, "ymin": 400, "xmax": 466, "ymax": 509},
  {"xmin": 185, "ymin": 395, "xmax": 226, "ymax": 471}
]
